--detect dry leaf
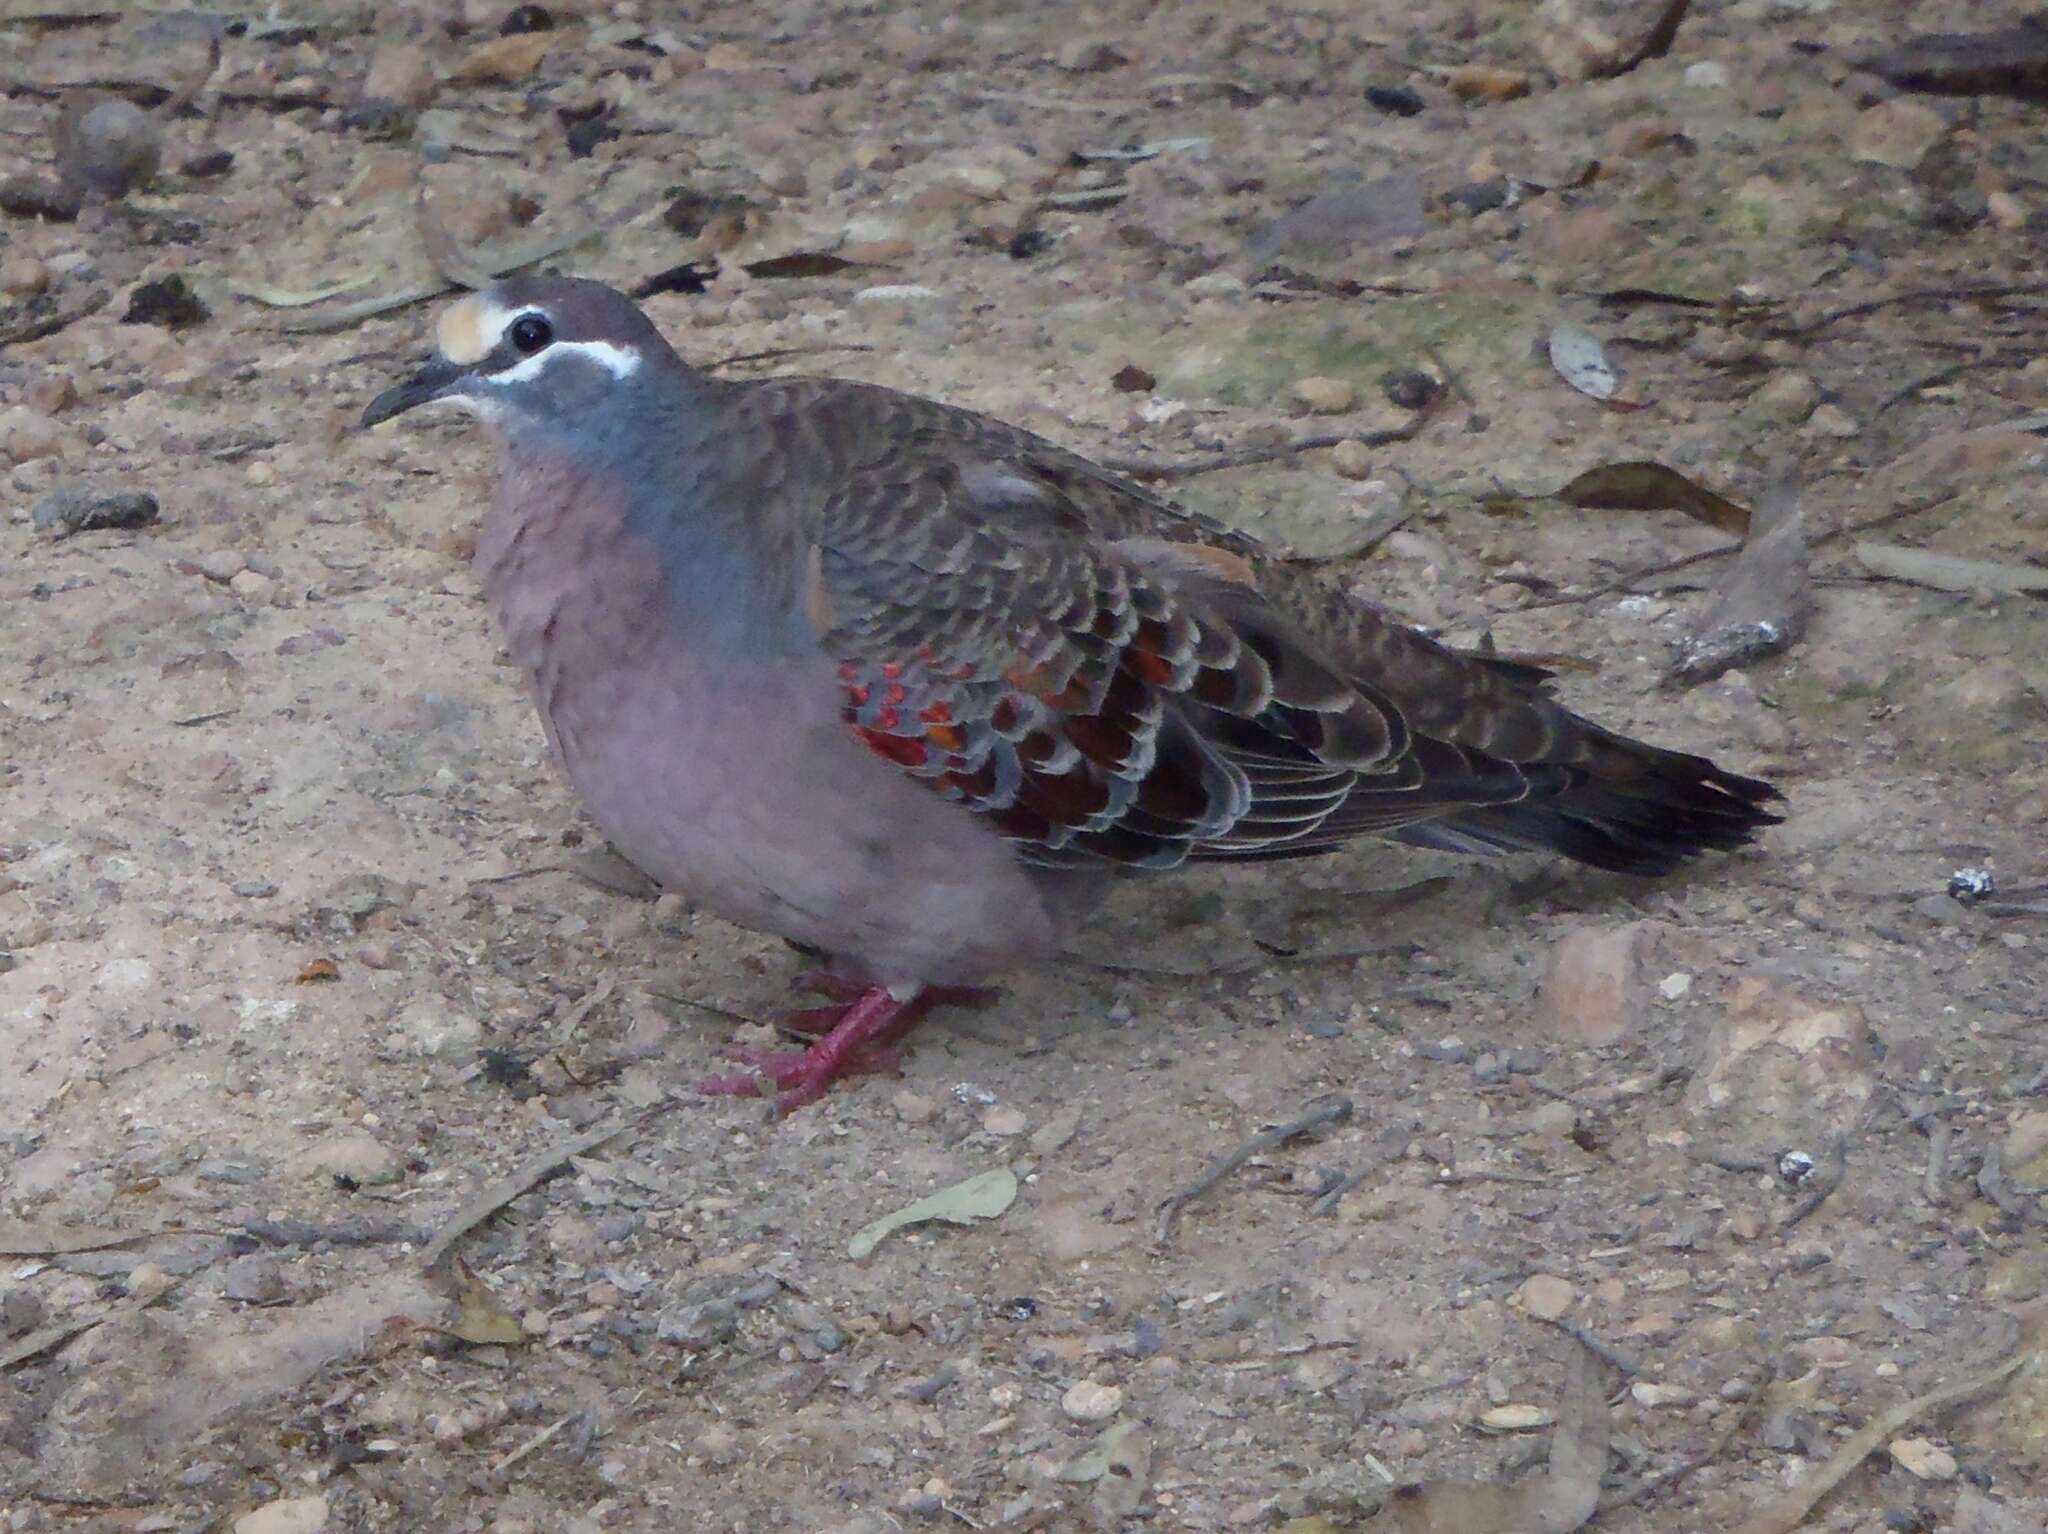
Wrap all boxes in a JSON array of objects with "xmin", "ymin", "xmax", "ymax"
[
  {"xmin": 1446, "ymin": 65, "xmax": 1531, "ymax": 101},
  {"xmin": 742, "ymin": 251, "xmax": 858, "ymax": 279},
  {"xmin": 444, "ymin": 1259, "xmax": 526, "ymax": 1347},
  {"xmin": 296, "ymin": 957, "xmax": 341, "ymax": 983},
  {"xmin": 1548, "ymin": 322, "xmax": 1622, "ymax": 403},
  {"xmin": 848, "ymin": 1167, "xmax": 1017, "ymax": 1260},
  {"xmin": 1558, "ymin": 461, "xmax": 1752, "ymax": 535},
  {"xmin": 1854, "ymin": 542, "xmax": 2048, "ymax": 596},
  {"xmin": 449, "ymin": 31, "xmax": 556, "ymax": 85}
]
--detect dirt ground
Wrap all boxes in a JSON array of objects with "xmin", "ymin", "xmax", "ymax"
[{"xmin": 3, "ymin": 1, "xmax": 2047, "ymax": 1531}]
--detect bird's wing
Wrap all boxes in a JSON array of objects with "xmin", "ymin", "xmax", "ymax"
[{"xmin": 777, "ymin": 380, "xmax": 1565, "ymax": 870}]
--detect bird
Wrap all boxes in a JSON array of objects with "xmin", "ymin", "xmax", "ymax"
[{"xmin": 363, "ymin": 276, "xmax": 1781, "ymax": 1113}]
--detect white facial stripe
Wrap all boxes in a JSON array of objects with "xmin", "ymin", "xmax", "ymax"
[{"xmin": 491, "ymin": 338, "xmax": 642, "ymax": 385}]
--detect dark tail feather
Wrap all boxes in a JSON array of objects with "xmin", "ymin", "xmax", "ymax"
[{"xmin": 1393, "ymin": 744, "xmax": 1782, "ymax": 877}]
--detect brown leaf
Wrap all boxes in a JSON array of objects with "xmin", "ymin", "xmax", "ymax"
[
  {"xmin": 1558, "ymin": 461, "xmax": 1752, "ymax": 535},
  {"xmin": 448, "ymin": 31, "xmax": 556, "ymax": 85},
  {"xmin": 1861, "ymin": 20, "xmax": 2048, "ymax": 102},
  {"xmin": 1377, "ymin": 1342, "xmax": 1607, "ymax": 1534},
  {"xmin": 443, "ymin": 1259, "xmax": 526, "ymax": 1346},
  {"xmin": 1111, "ymin": 362, "xmax": 1156, "ymax": 392},
  {"xmin": 296, "ymin": 957, "xmax": 342, "ymax": 983},
  {"xmin": 741, "ymin": 251, "xmax": 857, "ymax": 279}
]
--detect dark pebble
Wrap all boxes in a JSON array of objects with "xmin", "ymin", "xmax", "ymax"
[
  {"xmin": 500, "ymin": 4, "xmax": 554, "ymax": 33},
  {"xmin": 1366, "ymin": 83, "xmax": 1425, "ymax": 116},
  {"xmin": 31, "ymin": 486, "xmax": 161, "ymax": 538},
  {"xmin": 124, "ymin": 274, "xmax": 209, "ymax": 330},
  {"xmin": 181, "ymin": 149, "xmax": 234, "ymax": 178}
]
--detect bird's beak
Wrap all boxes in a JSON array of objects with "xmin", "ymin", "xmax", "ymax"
[{"xmin": 360, "ymin": 355, "xmax": 472, "ymax": 429}]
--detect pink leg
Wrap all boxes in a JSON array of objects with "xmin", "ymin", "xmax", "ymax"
[{"xmin": 698, "ymin": 981, "xmax": 998, "ymax": 1114}]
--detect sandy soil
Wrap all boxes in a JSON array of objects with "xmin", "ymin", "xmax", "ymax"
[{"xmin": 2, "ymin": 2, "xmax": 2046, "ymax": 1531}]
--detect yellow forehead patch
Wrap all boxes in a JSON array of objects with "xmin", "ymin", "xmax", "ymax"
[{"xmin": 437, "ymin": 296, "xmax": 499, "ymax": 365}]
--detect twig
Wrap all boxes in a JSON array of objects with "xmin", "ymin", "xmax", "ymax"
[
  {"xmin": 1518, "ymin": 491, "xmax": 1960, "ymax": 611},
  {"xmin": 1596, "ymin": 1396, "xmax": 1755, "ymax": 1516},
  {"xmin": 1921, "ymin": 1120, "xmax": 1951, "ymax": 1207},
  {"xmin": 705, "ymin": 342, "xmax": 876, "ymax": 372},
  {"xmin": 1530, "ymin": 1313, "xmax": 1641, "ymax": 1378},
  {"xmin": 1729, "ymin": 1347, "xmax": 2033, "ymax": 1534},
  {"xmin": 420, "ymin": 1109, "xmax": 655, "ymax": 1273},
  {"xmin": 0, "ymin": 288, "xmax": 108, "ymax": 350},
  {"xmin": 280, "ymin": 225, "xmax": 600, "ymax": 333},
  {"xmin": 1776, "ymin": 280, "xmax": 2048, "ymax": 338},
  {"xmin": 1156, "ymin": 1094, "xmax": 1353, "ymax": 1241},
  {"xmin": 1310, "ymin": 1155, "xmax": 1389, "ymax": 1217},
  {"xmin": 1102, "ymin": 400, "xmax": 1437, "ymax": 482},
  {"xmin": 1781, "ymin": 1134, "xmax": 1846, "ymax": 1231},
  {"xmin": 242, "ymin": 1217, "xmax": 431, "ymax": 1248},
  {"xmin": 491, "ymin": 1411, "xmax": 584, "ymax": 1478},
  {"xmin": 1975, "ymin": 1140, "xmax": 2033, "ymax": 1220},
  {"xmin": 1, "ymin": 1275, "xmax": 182, "ymax": 1371},
  {"xmin": 414, "ymin": 179, "xmax": 495, "ymax": 292}
]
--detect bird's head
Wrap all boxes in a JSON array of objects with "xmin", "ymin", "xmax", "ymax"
[{"xmin": 361, "ymin": 276, "xmax": 679, "ymax": 433}]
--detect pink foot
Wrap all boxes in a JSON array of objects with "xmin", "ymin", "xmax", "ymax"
[{"xmin": 697, "ymin": 981, "xmax": 998, "ymax": 1114}]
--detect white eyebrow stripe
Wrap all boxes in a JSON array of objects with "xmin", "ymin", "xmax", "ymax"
[{"xmin": 493, "ymin": 338, "xmax": 642, "ymax": 384}]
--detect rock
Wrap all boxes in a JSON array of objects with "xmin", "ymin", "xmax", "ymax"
[
  {"xmin": 1537, "ymin": 22, "xmax": 1622, "ymax": 81},
  {"xmin": 302, "ymin": 1132, "xmax": 402, "ymax": 1186},
  {"xmin": 28, "ymin": 371, "xmax": 78, "ymax": 414},
  {"xmin": 1539, "ymin": 922, "xmax": 1661, "ymax": 1046},
  {"xmin": 223, "ymin": 1254, "xmax": 287, "ymax": 1304},
  {"xmin": 1249, "ymin": 172, "xmax": 1425, "ymax": 264},
  {"xmin": 1987, "ymin": 190, "xmax": 2028, "ymax": 231},
  {"xmin": 1850, "ymin": 100, "xmax": 1947, "ymax": 170},
  {"xmin": 1057, "ymin": 38, "xmax": 1127, "ymax": 73},
  {"xmin": 2005, "ymin": 1110, "xmax": 2048, "ymax": 1184},
  {"xmin": 892, "ymin": 1089, "xmax": 936, "ymax": 1124},
  {"xmin": 363, "ymin": 45, "xmax": 439, "ymax": 110},
  {"xmin": 1889, "ymin": 1436, "xmax": 1958, "ymax": 1482},
  {"xmin": 1747, "ymin": 371, "xmax": 1820, "ymax": 425},
  {"xmin": 853, "ymin": 284, "xmax": 944, "ymax": 308},
  {"xmin": 0, "ymin": 406, "xmax": 65, "ymax": 466},
  {"xmin": 1690, "ymin": 978, "xmax": 1874, "ymax": 1141},
  {"xmin": 1630, "ymin": 1382, "xmax": 1696, "ymax": 1408},
  {"xmin": 1684, "ymin": 61, "xmax": 1730, "ymax": 89},
  {"xmin": 1806, "ymin": 402, "xmax": 1859, "ymax": 438},
  {"xmin": 1515, "ymin": 1274, "xmax": 1575, "ymax": 1321},
  {"xmin": 31, "ymin": 485, "xmax": 159, "ymax": 537},
  {"xmin": 0, "ymin": 255, "xmax": 50, "ymax": 297},
  {"xmin": 1446, "ymin": 65, "xmax": 1529, "ymax": 101},
  {"xmin": 399, "ymin": 1008, "xmax": 482, "ymax": 1057},
  {"xmin": 61, "ymin": 98, "xmax": 160, "ymax": 198},
  {"xmin": 1062, "ymin": 1380, "xmax": 1123, "ymax": 1422},
  {"xmin": 234, "ymin": 1496, "xmax": 329, "ymax": 1534},
  {"xmin": 982, "ymin": 1105, "xmax": 1027, "ymax": 1136},
  {"xmin": 1330, "ymin": 440, "xmax": 1374, "ymax": 479},
  {"xmin": 1291, "ymin": 376, "xmax": 1357, "ymax": 414}
]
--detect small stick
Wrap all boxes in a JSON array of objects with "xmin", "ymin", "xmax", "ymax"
[
  {"xmin": 0, "ymin": 287, "xmax": 108, "ymax": 350},
  {"xmin": 1103, "ymin": 399, "xmax": 1438, "ymax": 482},
  {"xmin": 1921, "ymin": 1120, "xmax": 1951, "ymax": 1207},
  {"xmin": 243, "ymin": 1217, "xmax": 430, "ymax": 1248},
  {"xmin": 491, "ymin": 1412, "xmax": 581, "ymax": 1478},
  {"xmin": 1598, "ymin": 1397, "xmax": 1756, "ymax": 1515},
  {"xmin": 1530, "ymin": 1313, "xmax": 1640, "ymax": 1378},
  {"xmin": 420, "ymin": 1110, "xmax": 654, "ymax": 1273},
  {"xmin": 1156, "ymin": 1094, "xmax": 1353, "ymax": 1241}
]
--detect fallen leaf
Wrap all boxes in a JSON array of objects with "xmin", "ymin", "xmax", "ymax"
[
  {"xmin": 1854, "ymin": 542, "xmax": 2048, "ymax": 596},
  {"xmin": 296, "ymin": 958, "xmax": 341, "ymax": 984},
  {"xmin": 448, "ymin": 31, "xmax": 556, "ymax": 85},
  {"xmin": 443, "ymin": 1259, "xmax": 526, "ymax": 1346},
  {"xmin": 1558, "ymin": 461, "xmax": 1752, "ymax": 535},
  {"xmin": 848, "ymin": 1167, "xmax": 1018, "ymax": 1260},
  {"xmin": 1548, "ymin": 322, "xmax": 1622, "ymax": 403},
  {"xmin": 741, "ymin": 251, "xmax": 858, "ymax": 279},
  {"xmin": 1446, "ymin": 64, "xmax": 1531, "ymax": 101}
]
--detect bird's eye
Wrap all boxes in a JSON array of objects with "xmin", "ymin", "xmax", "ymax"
[{"xmin": 509, "ymin": 314, "xmax": 553, "ymax": 354}]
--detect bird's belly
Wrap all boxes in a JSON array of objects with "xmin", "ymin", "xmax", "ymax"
[{"xmin": 538, "ymin": 650, "xmax": 1067, "ymax": 986}]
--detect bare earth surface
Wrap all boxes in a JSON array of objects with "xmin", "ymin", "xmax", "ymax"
[{"xmin": 3, "ymin": 2, "xmax": 2046, "ymax": 1531}]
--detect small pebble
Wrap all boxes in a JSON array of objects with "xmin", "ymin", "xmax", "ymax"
[
  {"xmin": 223, "ymin": 1254, "xmax": 286, "ymax": 1304},
  {"xmin": 982, "ymin": 1105, "xmax": 1027, "ymax": 1136},
  {"xmin": 1291, "ymin": 375, "xmax": 1358, "ymax": 414},
  {"xmin": 1061, "ymin": 1380, "xmax": 1124, "ymax": 1422},
  {"xmin": 1329, "ymin": 439, "xmax": 1374, "ymax": 479},
  {"xmin": 1889, "ymin": 1436, "xmax": 1957, "ymax": 1482},
  {"xmin": 1516, "ymin": 1274, "xmax": 1576, "ymax": 1321}
]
